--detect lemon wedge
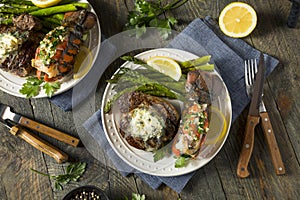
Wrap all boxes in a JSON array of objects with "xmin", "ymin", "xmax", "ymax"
[
  {"xmin": 218, "ymin": 2, "xmax": 257, "ymax": 38},
  {"xmin": 73, "ymin": 46, "xmax": 93, "ymax": 79},
  {"xmin": 146, "ymin": 56, "xmax": 182, "ymax": 81},
  {"xmin": 205, "ymin": 106, "xmax": 228, "ymax": 145},
  {"xmin": 31, "ymin": 0, "xmax": 62, "ymax": 8}
]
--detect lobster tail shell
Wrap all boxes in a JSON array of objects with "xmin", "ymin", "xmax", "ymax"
[
  {"xmin": 63, "ymin": 10, "xmax": 97, "ymax": 32},
  {"xmin": 32, "ymin": 10, "xmax": 97, "ymax": 80}
]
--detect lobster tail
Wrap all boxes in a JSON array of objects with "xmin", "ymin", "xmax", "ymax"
[{"xmin": 32, "ymin": 10, "xmax": 97, "ymax": 81}]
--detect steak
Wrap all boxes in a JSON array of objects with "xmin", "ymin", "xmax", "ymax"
[
  {"xmin": 0, "ymin": 14, "xmax": 44, "ymax": 77},
  {"xmin": 118, "ymin": 91, "xmax": 180, "ymax": 151}
]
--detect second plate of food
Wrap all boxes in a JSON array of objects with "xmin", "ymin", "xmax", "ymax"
[{"xmin": 101, "ymin": 48, "xmax": 232, "ymax": 176}]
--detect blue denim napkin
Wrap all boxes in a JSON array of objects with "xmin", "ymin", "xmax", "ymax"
[{"xmin": 51, "ymin": 16, "xmax": 279, "ymax": 192}]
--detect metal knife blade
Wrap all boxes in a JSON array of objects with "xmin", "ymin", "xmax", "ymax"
[
  {"xmin": 0, "ymin": 103, "xmax": 80, "ymax": 147},
  {"xmin": 237, "ymin": 53, "xmax": 266, "ymax": 178},
  {"xmin": 248, "ymin": 53, "xmax": 266, "ymax": 116}
]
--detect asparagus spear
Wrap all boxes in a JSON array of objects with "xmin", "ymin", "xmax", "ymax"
[
  {"xmin": 104, "ymin": 83, "xmax": 182, "ymax": 113},
  {"xmin": 0, "ymin": 19, "xmax": 12, "ymax": 25},
  {"xmin": 0, "ymin": 0, "xmax": 34, "ymax": 6},
  {"xmin": 136, "ymin": 83, "xmax": 182, "ymax": 99},
  {"xmin": 180, "ymin": 55, "xmax": 211, "ymax": 69},
  {"xmin": 30, "ymin": 4, "xmax": 78, "ymax": 16},
  {"xmin": 0, "ymin": 6, "xmax": 40, "ymax": 14}
]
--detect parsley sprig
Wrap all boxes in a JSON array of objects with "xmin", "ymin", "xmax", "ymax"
[
  {"xmin": 125, "ymin": 0, "xmax": 188, "ymax": 38},
  {"xmin": 19, "ymin": 76, "xmax": 60, "ymax": 98},
  {"xmin": 30, "ymin": 162, "xmax": 86, "ymax": 190}
]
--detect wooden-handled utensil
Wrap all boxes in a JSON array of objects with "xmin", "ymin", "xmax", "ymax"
[
  {"xmin": 0, "ymin": 103, "xmax": 80, "ymax": 147},
  {"xmin": 237, "ymin": 53, "xmax": 285, "ymax": 177},
  {"xmin": 237, "ymin": 53, "xmax": 265, "ymax": 178},
  {"xmin": 1, "ymin": 120, "xmax": 68, "ymax": 163}
]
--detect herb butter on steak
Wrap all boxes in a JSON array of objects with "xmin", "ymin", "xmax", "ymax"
[{"xmin": 118, "ymin": 91, "xmax": 180, "ymax": 152}]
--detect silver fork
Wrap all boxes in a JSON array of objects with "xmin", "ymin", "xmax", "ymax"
[
  {"xmin": 244, "ymin": 59, "xmax": 285, "ymax": 175},
  {"xmin": 244, "ymin": 59, "xmax": 257, "ymax": 97}
]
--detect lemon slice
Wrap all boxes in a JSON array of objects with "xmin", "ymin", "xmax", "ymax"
[
  {"xmin": 73, "ymin": 46, "xmax": 93, "ymax": 79},
  {"xmin": 218, "ymin": 2, "xmax": 257, "ymax": 38},
  {"xmin": 31, "ymin": 0, "xmax": 62, "ymax": 8},
  {"xmin": 146, "ymin": 56, "xmax": 182, "ymax": 81},
  {"xmin": 205, "ymin": 106, "xmax": 228, "ymax": 145}
]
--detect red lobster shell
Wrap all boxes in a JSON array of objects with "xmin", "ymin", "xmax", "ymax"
[{"xmin": 32, "ymin": 10, "xmax": 97, "ymax": 81}]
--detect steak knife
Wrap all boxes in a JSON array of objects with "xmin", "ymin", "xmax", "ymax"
[
  {"xmin": 237, "ymin": 54, "xmax": 265, "ymax": 178},
  {"xmin": 1, "ymin": 119, "xmax": 68, "ymax": 163},
  {"xmin": 0, "ymin": 103, "xmax": 80, "ymax": 147}
]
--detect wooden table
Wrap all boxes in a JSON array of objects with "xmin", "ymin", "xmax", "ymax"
[{"xmin": 0, "ymin": 0, "xmax": 299, "ymax": 199}]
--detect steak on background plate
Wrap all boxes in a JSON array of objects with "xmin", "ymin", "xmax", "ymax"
[{"xmin": 0, "ymin": 14, "xmax": 44, "ymax": 77}]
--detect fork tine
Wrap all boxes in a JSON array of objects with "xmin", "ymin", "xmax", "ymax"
[
  {"xmin": 250, "ymin": 59, "xmax": 255, "ymax": 85},
  {"xmin": 254, "ymin": 59, "xmax": 258, "ymax": 74},
  {"xmin": 244, "ymin": 60, "xmax": 249, "ymax": 85},
  {"xmin": 244, "ymin": 60, "xmax": 247, "ymax": 82}
]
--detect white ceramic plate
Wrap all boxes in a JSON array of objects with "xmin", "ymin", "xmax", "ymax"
[
  {"xmin": 0, "ymin": 0, "xmax": 101, "ymax": 98},
  {"xmin": 101, "ymin": 48, "xmax": 232, "ymax": 176}
]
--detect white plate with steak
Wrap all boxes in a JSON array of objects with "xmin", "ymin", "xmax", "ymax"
[
  {"xmin": 101, "ymin": 48, "xmax": 232, "ymax": 176},
  {"xmin": 0, "ymin": 0, "xmax": 101, "ymax": 98}
]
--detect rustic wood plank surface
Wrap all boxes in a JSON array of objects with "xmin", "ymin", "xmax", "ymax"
[{"xmin": 0, "ymin": 0, "xmax": 299, "ymax": 199}]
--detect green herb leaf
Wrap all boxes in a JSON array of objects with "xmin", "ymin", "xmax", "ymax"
[
  {"xmin": 132, "ymin": 193, "xmax": 146, "ymax": 200},
  {"xmin": 43, "ymin": 81, "xmax": 60, "ymax": 97},
  {"xmin": 125, "ymin": 0, "xmax": 188, "ymax": 38},
  {"xmin": 19, "ymin": 77, "xmax": 43, "ymax": 98},
  {"xmin": 175, "ymin": 156, "xmax": 190, "ymax": 168},
  {"xmin": 19, "ymin": 76, "xmax": 61, "ymax": 98},
  {"xmin": 31, "ymin": 162, "xmax": 87, "ymax": 190},
  {"xmin": 153, "ymin": 149, "xmax": 166, "ymax": 162},
  {"xmin": 153, "ymin": 146, "xmax": 172, "ymax": 162}
]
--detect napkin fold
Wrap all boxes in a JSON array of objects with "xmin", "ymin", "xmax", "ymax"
[{"xmin": 51, "ymin": 16, "xmax": 279, "ymax": 192}]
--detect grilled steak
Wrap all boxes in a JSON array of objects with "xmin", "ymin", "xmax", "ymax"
[
  {"xmin": 118, "ymin": 91, "xmax": 180, "ymax": 152},
  {"xmin": 0, "ymin": 14, "xmax": 44, "ymax": 77}
]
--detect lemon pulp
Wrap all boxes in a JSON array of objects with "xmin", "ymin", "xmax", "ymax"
[
  {"xmin": 146, "ymin": 56, "xmax": 182, "ymax": 81},
  {"xmin": 73, "ymin": 46, "xmax": 93, "ymax": 79},
  {"xmin": 31, "ymin": 0, "xmax": 62, "ymax": 8},
  {"xmin": 219, "ymin": 2, "xmax": 257, "ymax": 38},
  {"xmin": 205, "ymin": 106, "xmax": 228, "ymax": 144}
]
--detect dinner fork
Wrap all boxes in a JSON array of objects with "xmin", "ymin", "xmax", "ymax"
[{"xmin": 244, "ymin": 59, "xmax": 285, "ymax": 175}]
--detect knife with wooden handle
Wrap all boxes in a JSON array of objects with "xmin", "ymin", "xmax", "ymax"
[
  {"xmin": 5, "ymin": 122, "xmax": 68, "ymax": 163},
  {"xmin": 19, "ymin": 117, "xmax": 79, "ymax": 147},
  {"xmin": 259, "ymin": 111, "xmax": 285, "ymax": 175},
  {"xmin": 237, "ymin": 53, "xmax": 265, "ymax": 178},
  {"xmin": 0, "ymin": 103, "xmax": 80, "ymax": 147},
  {"xmin": 237, "ymin": 115, "xmax": 260, "ymax": 178}
]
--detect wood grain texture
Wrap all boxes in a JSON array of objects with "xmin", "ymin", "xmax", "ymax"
[{"xmin": 0, "ymin": 0, "xmax": 299, "ymax": 199}]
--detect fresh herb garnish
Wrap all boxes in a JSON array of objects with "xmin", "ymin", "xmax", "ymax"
[
  {"xmin": 124, "ymin": 193, "xmax": 146, "ymax": 200},
  {"xmin": 19, "ymin": 76, "xmax": 60, "ymax": 98},
  {"xmin": 132, "ymin": 193, "xmax": 146, "ymax": 200},
  {"xmin": 153, "ymin": 145, "xmax": 172, "ymax": 162},
  {"xmin": 30, "ymin": 162, "xmax": 87, "ymax": 190},
  {"xmin": 19, "ymin": 77, "xmax": 44, "ymax": 98},
  {"xmin": 124, "ymin": 0, "xmax": 188, "ymax": 38},
  {"xmin": 175, "ymin": 155, "xmax": 191, "ymax": 168},
  {"xmin": 43, "ymin": 81, "xmax": 61, "ymax": 97}
]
